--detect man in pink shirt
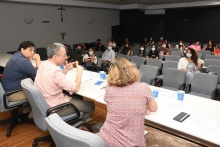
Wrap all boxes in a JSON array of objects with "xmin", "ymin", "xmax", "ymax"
[
  {"xmin": 34, "ymin": 43, "xmax": 95, "ymax": 120},
  {"xmin": 189, "ymin": 41, "xmax": 201, "ymax": 52}
]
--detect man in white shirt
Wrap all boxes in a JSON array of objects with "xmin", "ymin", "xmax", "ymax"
[{"xmin": 101, "ymin": 42, "xmax": 115, "ymax": 73}]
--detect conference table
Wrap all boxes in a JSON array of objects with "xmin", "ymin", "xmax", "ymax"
[{"xmin": 67, "ymin": 69, "xmax": 220, "ymax": 147}]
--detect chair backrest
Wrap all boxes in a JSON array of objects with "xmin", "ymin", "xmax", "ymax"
[
  {"xmin": 117, "ymin": 54, "xmax": 131, "ymax": 61},
  {"xmin": 207, "ymin": 65, "xmax": 220, "ymax": 83},
  {"xmin": 204, "ymin": 59, "xmax": 220, "ymax": 67},
  {"xmin": 205, "ymin": 54, "xmax": 220, "ymax": 60},
  {"xmin": 96, "ymin": 58, "xmax": 102, "ymax": 68},
  {"xmin": 164, "ymin": 55, "xmax": 180, "ymax": 61},
  {"xmin": 183, "ymin": 42, "xmax": 190, "ymax": 47},
  {"xmin": 191, "ymin": 72, "xmax": 218, "ymax": 96},
  {"xmin": 46, "ymin": 113, "xmax": 106, "ymax": 147},
  {"xmin": 169, "ymin": 48, "xmax": 180, "ymax": 54},
  {"xmin": 36, "ymin": 48, "xmax": 48, "ymax": 61},
  {"xmin": 139, "ymin": 65, "xmax": 158, "ymax": 84},
  {"xmin": 197, "ymin": 50, "xmax": 211, "ymax": 59},
  {"xmin": 0, "ymin": 82, "xmax": 5, "ymax": 112},
  {"xmin": 21, "ymin": 78, "xmax": 49, "ymax": 131},
  {"xmin": 162, "ymin": 60, "xmax": 178, "ymax": 75},
  {"xmin": 130, "ymin": 56, "xmax": 145, "ymax": 68},
  {"xmin": 146, "ymin": 58, "xmax": 162, "ymax": 69},
  {"xmin": 197, "ymin": 53, "xmax": 202, "ymax": 59},
  {"xmin": 95, "ymin": 51, "xmax": 104, "ymax": 58},
  {"xmin": 163, "ymin": 68, "xmax": 186, "ymax": 89},
  {"xmin": 170, "ymin": 51, "xmax": 182, "ymax": 57}
]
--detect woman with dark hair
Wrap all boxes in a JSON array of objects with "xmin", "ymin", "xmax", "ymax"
[
  {"xmin": 203, "ymin": 40, "xmax": 216, "ymax": 54},
  {"xmin": 178, "ymin": 48, "xmax": 204, "ymax": 85},
  {"xmin": 121, "ymin": 43, "xmax": 131, "ymax": 56},
  {"xmin": 135, "ymin": 44, "xmax": 148, "ymax": 58},
  {"xmin": 146, "ymin": 44, "xmax": 159, "ymax": 60}
]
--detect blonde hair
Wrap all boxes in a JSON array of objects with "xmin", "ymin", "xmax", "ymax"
[{"xmin": 108, "ymin": 58, "xmax": 140, "ymax": 87}]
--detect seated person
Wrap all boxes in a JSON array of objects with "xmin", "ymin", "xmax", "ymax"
[
  {"xmin": 143, "ymin": 37, "xmax": 149, "ymax": 47},
  {"xmin": 102, "ymin": 42, "xmax": 115, "ymax": 73},
  {"xmin": 34, "ymin": 43, "xmax": 95, "ymax": 120},
  {"xmin": 121, "ymin": 43, "xmax": 131, "ymax": 56},
  {"xmin": 95, "ymin": 39, "xmax": 106, "ymax": 52},
  {"xmin": 215, "ymin": 45, "xmax": 220, "ymax": 55},
  {"xmin": 112, "ymin": 41, "xmax": 119, "ymax": 55},
  {"xmin": 83, "ymin": 48, "xmax": 97, "ymax": 71},
  {"xmin": 146, "ymin": 45, "xmax": 159, "ymax": 60},
  {"xmin": 98, "ymin": 58, "xmax": 157, "ymax": 147},
  {"xmin": 202, "ymin": 40, "xmax": 215, "ymax": 54},
  {"xmin": 157, "ymin": 36, "xmax": 164, "ymax": 46},
  {"xmin": 135, "ymin": 44, "xmax": 148, "ymax": 58},
  {"xmin": 69, "ymin": 44, "xmax": 84, "ymax": 65},
  {"xmin": 175, "ymin": 41, "xmax": 186, "ymax": 51},
  {"xmin": 158, "ymin": 42, "xmax": 169, "ymax": 60},
  {"xmin": 178, "ymin": 48, "xmax": 204, "ymax": 85},
  {"xmin": 2, "ymin": 41, "xmax": 41, "ymax": 102},
  {"xmin": 189, "ymin": 41, "xmax": 201, "ymax": 52}
]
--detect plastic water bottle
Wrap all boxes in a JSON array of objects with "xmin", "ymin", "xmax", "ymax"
[
  {"xmin": 60, "ymin": 65, "xmax": 64, "ymax": 70},
  {"xmin": 152, "ymin": 89, "xmax": 159, "ymax": 98}
]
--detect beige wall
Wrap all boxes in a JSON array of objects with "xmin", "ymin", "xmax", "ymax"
[{"xmin": 0, "ymin": 3, "xmax": 119, "ymax": 52}]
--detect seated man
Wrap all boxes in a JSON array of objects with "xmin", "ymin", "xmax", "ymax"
[
  {"xmin": 34, "ymin": 43, "xmax": 95, "ymax": 120},
  {"xmin": 95, "ymin": 39, "xmax": 106, "ymax": 52},
  {"xmin": 69, "ymin": 44, "xmax": 84, "ymax": 65},
  {"xmin": 2, "ymin": 41, "xmax": 41, "ymax": 102},
  {"xmin": 102, "ymin": 42, "xmax": 115, "ymax": 73},
  {"xmin": 158, "ymin": 42, "xmax": 169, "ymax": 60}
]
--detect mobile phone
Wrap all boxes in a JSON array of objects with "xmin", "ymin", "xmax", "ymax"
[
  {"xmin": 95, "ymin": 81, "xmax": 103, "ymax": 85},
  {"xmin": 173, "ymin": 112, "xmax": 190, "ymax": 122}
]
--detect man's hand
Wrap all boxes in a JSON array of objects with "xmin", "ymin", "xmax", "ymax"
[{"xmin": 32, "ymin": 54, "xmax": 41, "ymax": 61}]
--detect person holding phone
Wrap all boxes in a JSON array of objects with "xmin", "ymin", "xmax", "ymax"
[
  {"xmin": 178, "ymin": 48, "xmax": 204, "ymax": 85},
  {"xmin": 83, "ymin": 48, "xmax": 97, "ymax": 71},
  {"xmin": 34, "ymin": 43, "xmax": 95, "ymax": 120}
]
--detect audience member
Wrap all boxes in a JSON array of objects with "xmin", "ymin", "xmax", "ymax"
[
  {"xmin": 83, "ymin": 48, "xmax": 97, "ymax": 71},
  {"xmin": 189, "ymin": 41, "xmax": 201, "ymax": 52},
  {"xmin": 95, "ymin": 39, "xmax": 106, "ymax": 52},
  {"xmin": 147, "ymin": 44, "xmax": 159, "ymax": 60},
  {"xmin": 101, "ymin": 42, "xmax": 115, "ymax": 73},
  {"xmin": 112, "ymin": 41, "xmax": 119, "ymax": 55},
  {"xmin": 70, "ymin": 44, "xmax": 84, "ymax": 65},
  {"xmin": 175, "ymin": 41, "xmax": 186, "ymax": 51},
  {"xmin": 34, "ymin": 43, "xmax": 95, "ymax": 120},
  {"xmin": 202, "ymin": 40, "xmax": 215, "ymax": 54},
  {"xmin": 121, "ymin": 43, "xmax": 131, "ymax": 56},
  {"xmin": 2, "ymin": 41, "xmax": 41, "ymax": 102},
  {"xmin": 164, "ymin": 39, "xmax": 171, "ymax": 49},
  {"xmin": 98, "ymin": 58, "xmax": 157, "ymax": 147},
  {"xmin": 158, "ymin": 42, "xmax": 169, "ymax": 58},
  {"xmin": 135, "ymin": 44, "xmax": 148, "ymax": 58},
  {"xmin": 143, "ymin": 37, "xmax": 149, "ymax": 46},
  {"xmin": 149, "ymin": 37, "xmax": 155, "ymax": 46},
  {"xmin": 157, "ymin": 36, "xmax": 164, "ymax": 46},
  {"xmin": 177, "ymin": 48, "xmax": 204, "ymax": 85}
]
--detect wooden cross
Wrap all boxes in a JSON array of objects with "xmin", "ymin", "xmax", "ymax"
[{"xmin": 58, "ymin": 6, "xmax": 65, "ymax": 22}]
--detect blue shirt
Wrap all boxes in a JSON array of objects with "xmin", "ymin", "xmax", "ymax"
[{"xmin": 2, "ymin": 52, "xmax": 37, "ymax": 93}]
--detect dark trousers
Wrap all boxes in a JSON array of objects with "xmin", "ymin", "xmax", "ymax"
[{"xmin": 102, "ymin": 62, "xmax": 110, "ymax": 73}]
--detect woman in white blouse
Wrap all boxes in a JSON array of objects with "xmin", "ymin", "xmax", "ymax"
[{"xmin": 178, "ymin": 48, "xmax": 204, "ymax": 85}]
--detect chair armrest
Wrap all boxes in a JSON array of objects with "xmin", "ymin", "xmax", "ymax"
[
  {"xmin": 185, "ymin": 84, "xmax": 191, "ymax": 94},
  {"xmin": 156, "ymin": 79, "xmax": 163, "ymax": 87},
  {"xmin": 211, "ymin": 89, "xmax": 218, "ymax": 100},
  {"xmin": 46, "ymin": 102, "xmax": 80, "ymax": 120},
  {"xmin": 3, "ymin": 89, "xmax": 27, "ymax": 109},
  {"xmin": 150, "ymin": 78, "xmax": 157, "ymax": 86},
  {"xmin": 179, "ymin": 83, "xmax": 186, "ymax": 90}
]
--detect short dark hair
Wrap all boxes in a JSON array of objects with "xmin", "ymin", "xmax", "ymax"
[
  {"xmin": 17, "ymin": 41, "xmax": 35, "ymax": 51},
  {"xmin": 97, "ymin": 39, "xmax": 101, "ymax": 42}
]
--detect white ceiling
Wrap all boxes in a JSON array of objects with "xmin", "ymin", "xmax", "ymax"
[{"xmin": 3, "ymin": 0, "xmax": 220, "ymax": 10}]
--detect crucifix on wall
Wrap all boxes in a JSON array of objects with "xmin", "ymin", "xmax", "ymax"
[{"xmin": 58, "ymin": 6, "xmax": 65, "ymax": 22}]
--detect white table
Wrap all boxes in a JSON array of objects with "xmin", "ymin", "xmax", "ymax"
[
  {"xmin": 78, "ymin": 74, "xmax": 220, "ymax": 146},
  {"xmin": 0, "ymin": 53, "xmax": 36, "ymax": 67}
]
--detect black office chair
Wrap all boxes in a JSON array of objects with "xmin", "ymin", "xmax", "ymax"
[{"xmin": 36, "ymin": 48, "xmax": 48, "ymax": 61}]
